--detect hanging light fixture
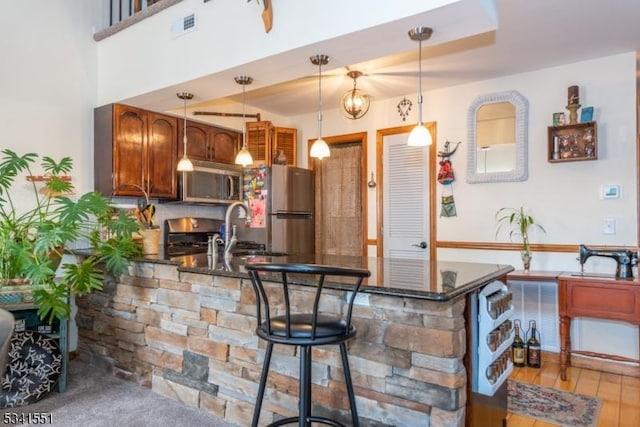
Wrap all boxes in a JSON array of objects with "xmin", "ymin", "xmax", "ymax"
[
  {"xmin": 407, "ymin": 26, "xmax": 433, "ymax": 147},
  {"xmin": 176, "ymin": 91, "xmax": 194, "ymax": 172},
  {"xmin": 309, "ymin": 54, "xmax": 330, "ymax": 159},
  {"xmin": 341, "ymin": 70, "xmax": 370, "ymax": 120},
  {"xmin": 234, "ymin": 76, "xmax": 254, "ymax": 167}
]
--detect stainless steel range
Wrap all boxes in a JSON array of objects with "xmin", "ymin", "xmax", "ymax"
[{"xmin": 163, "ymin": 217, "xmax": 264, "ymax": 265}]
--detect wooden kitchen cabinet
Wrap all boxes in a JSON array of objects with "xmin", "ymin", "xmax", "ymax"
[
  {"xmin": 178, "ymin": 120, "xmax": 240, "ymax": 164},
  {"xmin": 94, "ymin": 104, "xmax": 178, "ymax": 199},
  {"xmin": 246, "ymin": 121, "xmax": 297, "ymax": 167}
]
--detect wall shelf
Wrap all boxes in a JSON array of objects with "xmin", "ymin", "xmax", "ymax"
[{"xmin": 547, "ymin": 121, "xmax": 597, "ymax": 163}]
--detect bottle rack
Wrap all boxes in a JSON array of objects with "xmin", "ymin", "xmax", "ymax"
[{"xmin": 476, "ymin": 280, "xmax": 514, "ymax": 396}]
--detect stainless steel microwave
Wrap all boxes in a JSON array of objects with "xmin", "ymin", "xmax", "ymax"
[{"xmin": 179, "ymin": 161, "xmax": 243, "ymax": 204}]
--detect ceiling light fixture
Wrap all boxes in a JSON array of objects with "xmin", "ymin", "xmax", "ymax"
[
  {"xmin": 176, "ymin": 91, "xmax": 194, "ymax": 172},
  {"xmin": 341, "ymin": 70, "xmax": 370, "ymax": 120},
  {"xmin": 309, "ymin": 54, "xmax": 330, "ymax": 159},
  {"xmin": 407, "ymin": 26, "xmax": 433, "ymax": 147},
  {"xmin": 234, "ymin": 76, "xmax": 254, "ymax": 167}
]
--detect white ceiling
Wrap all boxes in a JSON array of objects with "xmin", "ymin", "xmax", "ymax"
[{"xmin": 131, "ymin": 0, "xmax": 640, "ymax": 120}]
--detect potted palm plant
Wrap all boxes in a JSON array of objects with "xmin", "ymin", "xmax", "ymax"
[
  {"xmin": 495, "ymin": 205, "xmax": 546, "ymax": 271},
  {"xmin": 0, "ymin": 149, "xmax": 141, "ymax": 323}
]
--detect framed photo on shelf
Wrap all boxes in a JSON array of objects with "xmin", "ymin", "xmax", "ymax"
[
  {"xmin": 552, "ymin": 112, "xmax": 565, "ymax": 126},
  {"xmin": 580, "ymin": 106, "xmax": 594, "ymax": 123}
]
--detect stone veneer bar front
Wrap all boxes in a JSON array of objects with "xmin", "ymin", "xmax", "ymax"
[{"xmin": 75, "ymin": 255, "xmax": 511, "ymax": 426}]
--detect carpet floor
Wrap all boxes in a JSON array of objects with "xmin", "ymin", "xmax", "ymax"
[
  {"xmin": 508, "ymin": 380, "xmax": 602, "ymax": 427},
  {"xmin": 0, "ymin": 358, "xmax": 236, "ymax": 426}
]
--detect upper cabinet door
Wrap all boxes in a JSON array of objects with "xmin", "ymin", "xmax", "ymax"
[
  {"xmin": 210, "ymin": 126, "xmax": 240, "ymax": 164},
  {"xmin": 113, "ymin": 105, "xmax": 146, "ymax": 196},
  {"xmin": 180, "ymin": 120, "xmax": 210, "ymax": 161},
  {"xmin": 246, "ymin": 121, "xmax": 272, "ymax": 166},
  {"xmin": 273, "ymin": 126, "xmax": 297, "ymax": 167},
  {"xmin": 147, "ymin": 112, "xmax": 178, "ymax": 198}
]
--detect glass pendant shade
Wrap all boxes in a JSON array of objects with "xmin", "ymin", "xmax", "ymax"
[
  {"xmin": 235, "ymin": 147, "xmax": 253, "ymax": 167},
  {"xmin": 310, "ymin": 137, "xmax": 330, "ymax": 159},
  {"xmin": 310, "ymin": 54, "xmax": 330, "ymax": 159},
  {"xmin": 177, "ymin": 92, "xmax": 194, "ymax": 171},
  {"xmin": 407, "ymin": 123, "xmax": 432, "ymax": 147},
  {"xmin": 408, "ymin": 27, "xmax": 433, "ymax": 147},
  {"xmin": 177, "ymin": 152, "xmax": 194, "ymax": 171},
  {"xmin": 341, "ymin": 71, "xmax": 370, "ymax": 120},
  {"xmin": 234, "ymin": 75, "xmax": 254, "ymax": 167}
]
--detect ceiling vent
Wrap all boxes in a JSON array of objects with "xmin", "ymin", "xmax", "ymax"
[{"xmin": 172, "ymin": 12, "xmax": 196, "ymax": 38}]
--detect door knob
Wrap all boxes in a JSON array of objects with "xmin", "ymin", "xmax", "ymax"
[{"xmin": 412, "ymin": 241, "xmax": 427, "ymax": 249}]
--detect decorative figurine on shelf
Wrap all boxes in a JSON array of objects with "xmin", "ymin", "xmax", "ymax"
[
  {"xmin": 566, "ymin": 85, "xmax": 581, "ymax": 124},
  {"xmin": 583, "ymin": 128, "xmax": 595, "ymax": 157}
]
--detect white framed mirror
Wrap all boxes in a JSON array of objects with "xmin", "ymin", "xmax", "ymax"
[{"xmin": 466, "ymin": 90, "xmax": 529, "ymax": 183}]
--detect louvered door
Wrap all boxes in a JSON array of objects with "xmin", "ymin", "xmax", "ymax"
[
  {"xmin": 382, "ymin": 133, "xmax": 429, "ymax": 259},
  {"xmin": 273, "ymin": 126, "xmax": 297, "ymax": 166},
  {"xmin": 246, "ymin": 121, "xmax": 272, "ymax": 166}
]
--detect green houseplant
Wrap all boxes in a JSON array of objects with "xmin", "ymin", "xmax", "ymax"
[
  {"xmin": 0, "ymin": 149, "xmax": 141, "ymax": 323},
  {"xmin": 495, "ymin": 205, "xmax": 546, "ymax": 271}
]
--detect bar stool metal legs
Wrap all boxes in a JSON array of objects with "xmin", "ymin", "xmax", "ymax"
[
  {"xmin": 252, "ymin": 342, "xmax": 274, "ymax": 427},
  {"xmin": 251, "ymin": 342, "xmax": 360, "ymax": 427}
]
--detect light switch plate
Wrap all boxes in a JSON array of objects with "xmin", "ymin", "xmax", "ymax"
[{"xmin": 602, "ymin": 218, "xmax": 616, "ymax": 235}]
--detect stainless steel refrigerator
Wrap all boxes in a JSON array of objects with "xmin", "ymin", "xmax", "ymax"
[{"xmin": 242, "ymin": 165, "xmax": 315, "ymax": 254}]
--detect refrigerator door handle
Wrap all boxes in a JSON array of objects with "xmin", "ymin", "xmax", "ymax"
[{"xmin": 273, "ymin": 211, "xmax": 313, "ymax": 219}]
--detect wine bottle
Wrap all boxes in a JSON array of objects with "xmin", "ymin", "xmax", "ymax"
[
  {"xmin": 526, "ymin": 320, "xmax": 541, "ymax": 368},
  {"xmin": 512, "ymin": 320, "xmax": 525, "ymax": 367}
]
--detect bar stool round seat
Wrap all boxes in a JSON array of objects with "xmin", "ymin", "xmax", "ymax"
[{"xmin": 246, "ymin": 262, "xmax": 370, "ymax": 427}]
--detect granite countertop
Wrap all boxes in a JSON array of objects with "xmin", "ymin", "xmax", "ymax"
[{"xmin": 132, "ymin": 251, "xmax": 513, "ymax": 301}]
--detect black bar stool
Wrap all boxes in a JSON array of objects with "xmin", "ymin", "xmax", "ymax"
[{"xmin": 246, "ymin": 262, "xmax": 371, "ymax": 427}]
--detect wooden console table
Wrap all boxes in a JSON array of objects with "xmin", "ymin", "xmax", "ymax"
[{"xmin": 558, "ymin": 274, "xmax": 640, "ymax": 380}]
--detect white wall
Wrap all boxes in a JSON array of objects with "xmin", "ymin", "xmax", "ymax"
[{"xmin": 1, "ymin": 2, "xmax": 102, "ymax": 196}]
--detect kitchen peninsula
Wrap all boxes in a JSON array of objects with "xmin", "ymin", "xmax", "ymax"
[{"xmin": 75, "ymin": 254, "xmax": 512, "ymax": 427}]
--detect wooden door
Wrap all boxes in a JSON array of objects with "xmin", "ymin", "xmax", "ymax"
[
  {"xmin": 210, "ymin": 126, "xmax": 240, "ymax": 164},
  {"xmin": 113, "ymin": 104, "xmax": 146, "ymax": 196},
  {"xmin": 377, "ymin": 124, "xmax": 436, "ymax": 260},
  {"xmin": 311, "ymin": 133, "xmax": 367, "ymax": 256},
  {"xmin": 273, "ymin": 127, "xmax": 297, "ymax": 166},
  {"xmin": 147, "ymin": 112, "xmax": 178, "ymax": 198}
]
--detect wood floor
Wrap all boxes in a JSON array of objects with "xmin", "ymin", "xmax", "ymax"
[{"xmin": 507, "ymin": 357, "xmax": 640, "ymax": 427}]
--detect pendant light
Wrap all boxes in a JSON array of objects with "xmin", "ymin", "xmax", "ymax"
[
  {"xmin": 407, "ymin": 27, "xmax": 433, "ymax": 147},
  {"xmin": 234, "ymin": 76, "xmax": 254, "ymax": 167},
  {"xmin": 309, "ymin": 54, "xmax": 330, "ymax": 159},
  {"xmin": 176, "ymin": 91, "xmax": 194, "ymax": 172},
  {"xmin": 341, "ymin": 70, "xmax": 370, "ymax": 120}
]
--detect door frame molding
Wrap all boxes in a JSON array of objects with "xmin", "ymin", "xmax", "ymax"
[
  {"xmin": 375, "ymin": 123, "xmax": 437, "ymax": 259},
  {"xmin": 308, "ymin": 132, "xmax": 368, "ymax": 256}
]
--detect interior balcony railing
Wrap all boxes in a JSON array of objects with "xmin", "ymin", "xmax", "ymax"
[
  {"xmin": 95, "ymin": 0, "xmax": 182, "ymax": 41},
  {"xmin": 108, "ymin": 0, "xmax": 161, "ymax": 26}
]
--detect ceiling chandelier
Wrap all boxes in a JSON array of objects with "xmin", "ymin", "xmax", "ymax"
[
  {"xmin": 407, "ymin": 26, "xmax": 433, "ymax": 147},
  {"xmin": 341, "ymin": 71, "xmax": 370, "ymax": 120},
  {"xmin": 309, "ymin": 54, "xmax": 330, "ymax": 159},
  {"xmin": 234, "ymin": 76, "xmax": 254, "ymax": 167},
  {"xmin": 176, "ymin": 92, "xmax": 194, "ymax": 172}
]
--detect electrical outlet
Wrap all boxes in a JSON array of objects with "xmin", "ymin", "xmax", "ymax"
[{"xmin": 602, "ymin": 218, "xmax": 616, "ymax": 235}]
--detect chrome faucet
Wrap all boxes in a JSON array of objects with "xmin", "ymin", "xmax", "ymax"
[{"xmin": 224, "ymin": 201, "xmax": 251, "ymax": 257}]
